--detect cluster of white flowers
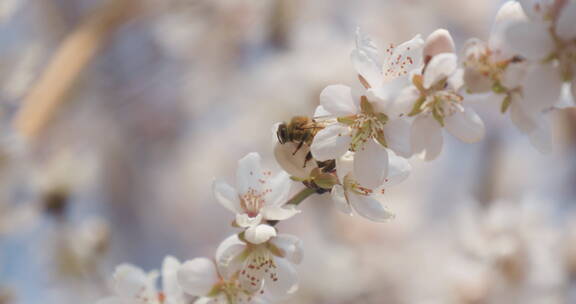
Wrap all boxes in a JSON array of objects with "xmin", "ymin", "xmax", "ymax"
[{"xmin": 98, "ymin": 1, "xmax": 575, "ymax": 303}]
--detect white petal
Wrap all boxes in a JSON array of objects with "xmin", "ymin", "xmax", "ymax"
[
  {"xmin": 330, "ymin": 184, "xmax": 353, "ymax": 215},
  {"xmin": 273, "ymin": 142, "xmax": 316, "ymax": 180},
  {"xmin": 162, "ymin": 256, "xmax": 184, "ymax": 300},
  {"xmin": 349, "ymin": 192, "xmax": 394, "ymax": 222},
  {"xmin": 506, "ymin": 21, "xmax": 554, "ymax": 60},
  {"xmin": 215, "ymin": 234, "xmax": 246, "ymax": 280},
  {"xmin": 445, "ymin": 107, "xmax": 485, "ymax": 143},
  {"xmin": 236, "ymin": 152, "xmax": 264, "ymax": 194},
  {"xmin": 269, "ymin": 234, "xmax": 303, "ymax": 264},
  {"xmin": 394, "ymin": 86, "xmax": 421, "ymax": 116},
  {"xmin": 423, "ymin": 29, "xmax": 455, "ymax": 60},
  {"xmin": 411, "ymin": 115, "xmax": 443, "ymax": 161},
  {"xmin": 448, "ymin": 68, "xmax": 465, "ymax": 91},
  {"xmin": 489, "ymin": 1, "xmax": 528, "ymax": 60},
  {"xmin": 178, "ymin": 258, "xmax": 219, "ymax": 296},
  {"xmin": 265, "ymin": 171, "xmax": 291, "ymax": 206},
  {"xmin": 383, "ymin": 34, "xmax": 424, "ymax": 81},
  {"xmin": 423, "ymin": 53, "xmax": 458, "ymax": 89},
  {"xmin": 212, "ymin": 180, "xmax": 241, "ymax": 214},
  {"xmin": 261, "ymin": 205, "xmax": 300, "ymax": 221},
  {"xmin": 351, "ymin": 29, "xmax": 383, "ymax": 88},
  {"xmin": 367, "ymin": 76, "xmax": 411, "ymax": 115},
  {"xmin": 313, "ymin": 105, "xmax": 331, "ymax": 118},
  {"xmin": 385, "ymin": 149, "xmax": 411, "ymax": 186},
  {"xmin": 522, "ymin": 63, "xmax": 563, "ymax": 112},
  {"xmin": 320, "ymin": 85, "xmax": 358, "ymax": 116},
  {"xmin": 245, "ymin": 224, "xmax": 277, "ymax": 244},
  {"xmin": 509, "ymin": 97, "xmax": 538, "ymax": 133},
  {"xmin": 194, "ymin": 297, "xmax": 217, "ymax": 304},
  {"xmin": 557, "ymin": 1, "xmax": 576, "ymax": 40},
  {"xmin": 335, "ymin": 151, "xmax": 354, "ymax": 184},
  {"xmin": 353, "ymin": 140, "xmax": 389, "ymax": 189},
  {"xmin": 310, "ymin": 124, "xmax": 351, "ymax": 161},
  {"xmin": 235, "ymin": 213, "xmax": 262, "ymax": 228},
  {"xmin": 501, "ymin": 61, "xmax": 528, "ymax": 89},
  {"xmin": 529, "ymin": 115, "xmax": 552, "ymax": 153},
  {"xmin": 384, "ymin": 118, "xmax": 412, "ymax": 158},
  {"xmin": 262, "ymin": 258, "xmax": 298, "ymax": 301},
  {"xmin": 112, "ymin": 264, "xmax": 152, "ymax": 299}
]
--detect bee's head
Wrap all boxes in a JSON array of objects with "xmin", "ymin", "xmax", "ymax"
[{"xmin": 276, "ymin": 123, "xmax": 289, "ymax": 144}]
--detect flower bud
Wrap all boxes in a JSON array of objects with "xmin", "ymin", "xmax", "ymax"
[{"xmin": 423, "ymin": 29, "xmax": 455, "ymax": 64}]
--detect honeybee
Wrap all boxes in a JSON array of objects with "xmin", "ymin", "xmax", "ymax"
[{"xmin": 276, "ymin": 116, "xmax": 323, "ymax": 167}]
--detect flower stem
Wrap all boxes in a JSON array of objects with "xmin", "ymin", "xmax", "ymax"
[{"xmin": 268, "ymin": 187, "xmax": 317, "ymax": 226}]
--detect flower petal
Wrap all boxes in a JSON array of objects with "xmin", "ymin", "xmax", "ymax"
[
  {"xmin": 383, "ymin": 34, "xmax": 424, "ymax": 81},
  {"xmin": 265, "ymin": 171, "xmax": 292, "ymax": 206},
  {"xmin": 178, "ymin": 258, "xmax": 219, "ymax": 296},
  {"xmin": 501, "ymin": 61, "xmax": 528, "ymax": 89},
  {"xmin": 244, "ymin": 224, "xmax": 277, "ymax": 244},
  {"xmin": 509, "ymin": 97, "xmax": 538, "ymax": 133},
  {"xmin": 261, "ymin": 205, "xmax": 300, "ymax": 221},
  {"xmin": 236, "ymin": 152, "xmax": 264, "ymax": 194},
  {"xmin": 385, "ymin": 149, "xmax": 411, "ymax": 186},
  {"xmin": 162, "ymin": 256, "xmax": 184, "ymax": 301},
  {"xmin": 384, "ymin": 118, "xmax": 412, "ymax": 158},
  {"xmin": 269, "ymin": 234, "xmax": 303, "ymax": 264},
  {"xmin": 310, "ymin": 124, "xmax": 351, "ymax": 161},
  {"xmin": 423, "ymin": 53, "xmax": 458, "ymax": 89},
  {"xmin": 349, "ymin": 192, "xmax": 394, "ymax": 222},
  {"xmin": 557, "ymin": 1, "xmax": 576, "ymax": 40},
  {"xmin": 353, "ymin": 140, "xmax": 389, "ymax": 189},
  {"xmin": 335, "ymin": 151, "xmax": 354, "ymax": 183},
  {"xmin": 273, "ymin": 142, "xmax": 316, "ymax": 180},
  {"xmin": 314, "ymin": 105, "xmax": 331, "ymax": 118},
  {"xmin": 489, "ymin": 1, "xmax": 528, "ymax": 60},
  {"xmin": 423, "ymin": 29, "xmax": 455, "ymax": 61},
  {"xmin": 411, "ymin": 115, "xmax": 443, "ymax": 161},
  {"xmin": 235, "ymin": 213, "xmax": 262, "ymax": 228},
  {"xmin": 212, "ymin": 180, "xmax": 241, "ymax": 214},
  {"xmin": 262, "ymin": 258, "xmax": 299, "ymax": 301},
  {"xmin": 330, "ymin": 184, "xmax": 353, "ymax": 215},
  {"xmin": 215, "ymin": 234, "xmax": 246, "ymax": 280},
  {"xmin": 521, "ymin": 63, "xmax": 563, "ymax": 113},
  {"xmin": 445, "ymin": 107, "xmax": 485, "ymax": 143},
  {"xmin": 394, "ymin": 86, "xmax": 421, "ymax": 116},
  {"xmin": 320, "ymin": 85, "xmax": 358, "ymax": 116},
  {"xmin": 367, "ymin": 76, "xmax": 411, "ymax": 115},
  {"xmin": 351, "ymin": 29, "xmax": 383, "ymax": 88},
  {"xmin": 112, "ymin": 264, "xmax": 154, "ymax": 299},
  {"xmin": 529, "ymin": 114, "xmax": 552, "ymax": 153},
  {"xmin": 506, "ymin": 21, "xmax": 554, "ymax": 60}
]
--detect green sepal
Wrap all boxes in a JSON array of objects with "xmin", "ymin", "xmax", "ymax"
[
  {"xmin": 337, "ymin": 116, "xmax": 356, "ymax": 125},
  {"xmin": 432, "ymin": 106, "xmax": 445, "ymax": 127},
  {"xmin": 501, "ymin": 94, "xmax": 511, "ymax": 113},
  {"xmin": 360, "ymin": 96, "xmax": 374, "ymax": 114},
  {"xmin": 408, "ymin": 96, "xmax": 426, "ymax": 117},
  {"xmin": 492, "ymin": 82, "xmax": 506, "ymax": 94}
]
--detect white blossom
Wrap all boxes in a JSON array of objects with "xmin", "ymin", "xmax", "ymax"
[
  {"xmin": 399, "ymin": 29, "xmax": 485, "ymax": 160},
  {"xmin": 213, "ymin": 234, "xmax": 302, "ymax": 302},
  {"xmin": 213, "ymin": 152, "xmax": 298, "ymax": 244},
  {"xmin": 330, "ymin": 149, "xmax": 410, "ymax": 221},
  {"xmin": 97, "ymin": 256, "xmax": 185, "ymax": 304}
]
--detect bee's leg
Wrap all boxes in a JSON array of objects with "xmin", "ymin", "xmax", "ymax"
[
  {"xmin": 293, "ymin": 140, "xmax": 304, "ymax": 155},
  {"xmin": 293, "ymin": 133, "xmax": 310, "ymax": 155},
  {"xmin": 303, "ymin": 152, "xmax": 313, "ymax": 168}
]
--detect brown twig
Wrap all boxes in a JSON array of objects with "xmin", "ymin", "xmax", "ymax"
[{"xmin": 13, "ymin": 0, "xmax": 138, "ymax": 140}]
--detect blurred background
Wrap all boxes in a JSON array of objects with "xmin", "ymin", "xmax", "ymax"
[{"xmin": 0, "ymin": 0, "xmax": 575, "ymax": 303}]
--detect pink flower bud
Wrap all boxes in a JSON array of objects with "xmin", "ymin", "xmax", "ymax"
[{"xmin": 423, "ymin": 29, "xmax": 455, "ymax": 64}]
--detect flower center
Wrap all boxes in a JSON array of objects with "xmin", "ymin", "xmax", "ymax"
[
  {"xmin": 239, "ymin": 187, "xmax": 270, "ymax": 217},
  {"xmin": 239, "ymin": 247, "xmax": 278, "ymax": 295}
]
